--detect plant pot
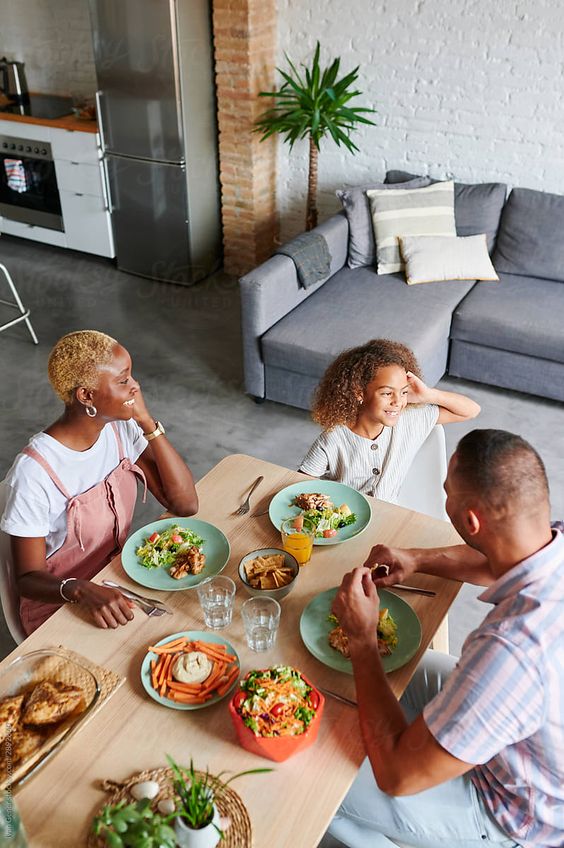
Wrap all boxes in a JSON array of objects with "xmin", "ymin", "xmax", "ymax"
[{"xmin": 174, "ymin": 805, "xmax": 221, "ymax": 848}]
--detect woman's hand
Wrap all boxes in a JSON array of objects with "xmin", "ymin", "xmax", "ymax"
[
  {"xmin": 363, "ymin": 544, "xmax": 419, "ymax": 587},
  {"xmin": 332, "ymin": 567, "xmax": 380, "ymax": 647},
  {"xmin": 129, "ymin": 385, "xmax": 156, "ymax": 434},
  {"xmin": 67, "ymin": 580, "xmax": 135, "ymax": 629}
]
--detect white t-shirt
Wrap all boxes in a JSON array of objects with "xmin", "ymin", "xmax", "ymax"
[
  {"xmin": 299, "ymin": 404, "xmax": 440, "ymax": 502},
  {"xmin": 1, "ymin": 420, "xmax": 147, "ymax": 557}
]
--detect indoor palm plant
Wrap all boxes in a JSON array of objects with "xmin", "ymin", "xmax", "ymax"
[{"xmin": 255, "ymin": 41, "xmax": 376, "ymax": 230}]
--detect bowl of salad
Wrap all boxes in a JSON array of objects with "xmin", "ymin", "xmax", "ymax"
[{"xmin": 228, "ymin": 665, "xmax": 324, "ymax": 761}]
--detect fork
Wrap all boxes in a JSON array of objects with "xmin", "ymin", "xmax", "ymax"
[{"xmin": 234, "ymin": 475, "xmax": 264, "ymax": 516}]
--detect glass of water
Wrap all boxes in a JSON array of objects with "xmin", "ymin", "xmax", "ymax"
[
  {"xmin": 241, "ymin": 596, "xmax": 281, "ymax": 652},
  {"xmin": 0, "ymin": 791, "xmax": 28, "ymax": 847},
  {"xmin": 196, "ymin": 575, "xmax": 236, "ymax": 629}
]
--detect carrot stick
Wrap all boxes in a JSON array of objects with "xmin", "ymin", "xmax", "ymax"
[
  {"xmin": 196, "ymin": 643, "xmax": 237, "ymax": 663},
  {"xmin": 158, "ymin": 654, "xmax": 173, "ymax": 688},
  {"xmin": 169, "ymin": 691, "xmax": 211, "ymax": 704},
  {"xmin": 216, "ymin": 667, "xmax": 240, "ymax": 697},
  {"xmin": 167, "ymin": 681, "xmax": 203, "ymax": 693}
]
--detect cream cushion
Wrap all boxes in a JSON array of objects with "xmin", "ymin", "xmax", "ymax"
[
  {"xmin": 398, "ymin": 233, "xmax": 499, "ymax": 285},
  {"xmin": 366, "ymin": 181, "xmax": 456, "ymax": 274}
]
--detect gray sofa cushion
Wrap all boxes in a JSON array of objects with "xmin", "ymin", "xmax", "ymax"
[
  {"xmin": 261, "ymin": 265, "xmax": 475, "ymax": 388},
  {"xmin": 337, "ymin": 177, "xmax": 430, "ymax": 269},
  {"xmin": 385, "ymin": 170, "xmax": 506, "ymax": 252},
  {"xmin": 451, "ymin": 272, "xmax": 564, "ymax": 364},
  {"xmin": 493, "ymin": 188, "xmax": 564, "ymax": 283}
]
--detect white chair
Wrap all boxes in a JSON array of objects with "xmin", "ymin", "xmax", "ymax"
[
  {"xmin": 0, "ymin": 262, "xmax": 38, "ymax": 344},
  {"xmin": 395, "ymin": 425, "xmax": 448, "ymax": 522},
  {"xmin": 395, "ymin": 425, "xmax": 450, "ymax": 653},
  {"xmin": 0, "ymin": 479, "xmax": 27, "ymax": 644}
]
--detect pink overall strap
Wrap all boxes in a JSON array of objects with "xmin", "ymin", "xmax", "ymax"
[
  {"xmin": 21, "ymin": 446, "xmax": 72, "ymax": 499},
  {"xmin": 110, "ymin": 421, "xmax": 126, "ymax": 461}
]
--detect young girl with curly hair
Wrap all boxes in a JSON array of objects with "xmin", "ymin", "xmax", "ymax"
[{"xmin": 299, "ymin": 339, "xmax": 480, "ymax": 502}]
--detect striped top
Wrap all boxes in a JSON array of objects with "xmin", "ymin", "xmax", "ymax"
[
  {"xmin": 424, "ymin": 527, "xmax": 564, "ymax": 848},
  {"xmin": 299, "ymin": 405, "xmax": 439, "ymax": 503}
]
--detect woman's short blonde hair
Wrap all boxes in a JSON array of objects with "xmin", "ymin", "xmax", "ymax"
[{"xmin": 48, "ymin": 330, "xmax": 117, "ymax": 404}]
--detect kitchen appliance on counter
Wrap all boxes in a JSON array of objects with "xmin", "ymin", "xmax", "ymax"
[
  {"xmin": 88, "ymin": 0, "xmax": 221, "ymax": 285},
  {"xmin": 0, "ymin": 133, "xmax": 63, "ymax": 230},
  {"xmin": 0, "ymin": 57, "xmax": 29, "ymax": 106},
  {"xmin": 0, "ymin": 94, "xmax": 74, "ymax": 120}
]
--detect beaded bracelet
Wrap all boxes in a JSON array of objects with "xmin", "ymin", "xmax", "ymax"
[{"xmin": 59, "ymin": 577, "xmax": 78, "ymax": 603}]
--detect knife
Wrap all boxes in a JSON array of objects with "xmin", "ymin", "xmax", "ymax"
[
  {"xmin": 102, "ymin": 580, "xmax": 173, "ymax": 614},
  {"xmin": 389, "ymin": 584, "xmax": 436, "ymax": 597},
  {"xmin": 318, "ymin": 687, "xmax": 357, "ymax": 707}
]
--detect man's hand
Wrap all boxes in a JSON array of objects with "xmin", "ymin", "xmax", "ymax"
[
  {"xmin": 332, "ymin": 567, "xmax": 380, "ymax": 647},
  {"xmin": 69, "ymin": 581, "xmax": 135, "ymax": 629},
  {"xmin": 363, "ymin": 544, "xmax": 418, "ymax": 588}
]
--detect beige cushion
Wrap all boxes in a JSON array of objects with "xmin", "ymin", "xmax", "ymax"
[
  {"xmin": 366, "ymin": 181, "xmax": 456, "ymax": 274},
  {"xmin": 398, "ymin": 234, "xmax": 499, "ymax": 285}
]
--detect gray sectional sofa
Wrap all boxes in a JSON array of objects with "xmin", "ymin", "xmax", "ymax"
[{"xmin": 239, "ymin": 172, "xmax": 564, "ymax": 408}]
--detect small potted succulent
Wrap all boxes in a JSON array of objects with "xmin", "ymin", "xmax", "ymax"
[
  {"xmin": 168, "ymin": 756, "xmax": 271, "ymax": 848},
  {"xmin": 91, "ymin": 797, "xmax": 176, "ymax": 848}
]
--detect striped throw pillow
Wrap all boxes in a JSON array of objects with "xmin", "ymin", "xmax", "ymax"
[{"xmin": 366, "ymin": 181, "xmax": 456, "ymax": 274}]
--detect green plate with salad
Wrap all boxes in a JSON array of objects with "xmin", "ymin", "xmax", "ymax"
[
  {"xmin": 300, "ymin": 587, "xmax": 422, "ymax": 674},
  {"xmin": 121, "ymin": 518, "xmax": 230, "ymax": 591},
  {"xmin": 268, "ymin": 480, "xmax": 371, "ymax": 545}
]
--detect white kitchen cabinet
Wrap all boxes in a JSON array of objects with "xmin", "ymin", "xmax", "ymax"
[
  {"xmin": 55, "ymin": 160, "xmax": 105, "ymax": 198},
  {"xmin": 49, "ymin": 127, "xmax": 100, "ymax": 164},
  {"xmin": 59, "ymin": 191, "xmax": 114, "ymax": 257},
  {"xmin": 0, "ymin": 217, "xmax": 67, "ymax": 247}
]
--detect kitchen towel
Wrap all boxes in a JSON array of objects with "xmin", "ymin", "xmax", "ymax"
[{"xmin": 4, "ymin": 159, "xmax": 30, "ymax": 193}]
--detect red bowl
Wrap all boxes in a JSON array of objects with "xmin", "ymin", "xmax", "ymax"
[{"xmin": 228, "ymin": 673, "xmax": 324, "ymax": 762}]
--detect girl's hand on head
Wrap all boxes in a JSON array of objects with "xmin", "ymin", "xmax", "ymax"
[{"xmin": 406, "ymin": 371, "xmax": 431, "ymax": 404}]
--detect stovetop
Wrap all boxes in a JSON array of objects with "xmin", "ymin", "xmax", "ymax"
[{"xmin": 0, "ymin": 94, "xmax": 74, "ymax": 120}]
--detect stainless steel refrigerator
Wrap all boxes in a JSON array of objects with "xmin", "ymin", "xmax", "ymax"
[{"xmin": 88, "ymin": 0, "xmax": 221, "ymax": 284}]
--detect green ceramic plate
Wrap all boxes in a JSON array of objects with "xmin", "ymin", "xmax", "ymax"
[
  {"xmin": 121, "ymin": 517, "xmax": 230, "ymax": 591},
  {"xmin": 300, "ymin": 587, "xmax": 422, "ymax": 674},
  {"xmin": 268, "ymin": 480, "xmax": 372, "ymax": 545},
  {"xmin": 141, "ymin": 630, "xmax": 240, "ymax": 711}
]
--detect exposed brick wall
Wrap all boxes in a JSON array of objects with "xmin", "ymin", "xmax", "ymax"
[
  {"xmin": 213, "ymin": 0, "xmax": 278, "ymax": 276},
  {"xmin": 0, "ymin": 0, "xmax": 96, "ymax": 97},
  {"xmin": 276, "ymin": 0, "xmax": 564, "ymax": 241}
]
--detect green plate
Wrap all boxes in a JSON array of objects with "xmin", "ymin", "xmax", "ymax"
[
  {"xmin": 121, "ymin": 517, "xmax": 230, "ymax": 591},
  {"xmin": 268, "ymin": 480, "xmax": 372, "ymax": 545},
  {"xmin": 300, "ymin": 587, "xmax": 422, "ymax": 674},
  {"xmin": 141, "ymin": 630, "xmax": 240, "ymax": 711}
]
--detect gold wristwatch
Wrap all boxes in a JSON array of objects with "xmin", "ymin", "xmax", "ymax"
[{"xmin": 144, "ymin": 420, "xmax": 166, "ymax": 441}]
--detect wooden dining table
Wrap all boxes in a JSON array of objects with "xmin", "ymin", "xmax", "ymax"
[{"xmin": 2, "ymin": 453, "xmax": 463, "ymax": 847}]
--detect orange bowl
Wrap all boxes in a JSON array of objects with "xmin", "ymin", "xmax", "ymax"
[{"xmin": 228, "ymin": 671, "xmax": 324, "ymax": 762}]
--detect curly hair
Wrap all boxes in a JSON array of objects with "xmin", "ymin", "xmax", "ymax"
[
  {"xmin": 311, "ymin": 339, "xmax": 422, "ymax": 429},
  {"xmin": 48, "ymin": 330, "xmax": 118, "ymax": 404}
]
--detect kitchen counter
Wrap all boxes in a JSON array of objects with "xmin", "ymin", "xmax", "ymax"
[{"xmin": 0, "ymin": 109, "xmax": 98, "ymax": 134}]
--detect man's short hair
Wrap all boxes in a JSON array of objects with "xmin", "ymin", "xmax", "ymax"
[{"xmin": 454, "ymin": 429, "xmax": 549, "ymax": 518}]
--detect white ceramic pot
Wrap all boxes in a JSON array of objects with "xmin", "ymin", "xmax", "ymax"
[{"xmin": 174, "ymin": 805, "xmax": 221, "ymax": 848}]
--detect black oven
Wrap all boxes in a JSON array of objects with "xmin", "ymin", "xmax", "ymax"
[{"xmin": 0, "ymin": 133, "xmax": 63, "ymax": 231}]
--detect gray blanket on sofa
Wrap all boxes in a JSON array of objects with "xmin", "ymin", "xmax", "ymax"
[{"xmin": 276, "ymin": 231, "xmax": 332, "ymax": 289}]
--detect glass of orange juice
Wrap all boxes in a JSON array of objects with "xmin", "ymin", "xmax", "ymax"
[{"xmin": 281, "ymin": 516, "xmax": 315, "ymax": 565}]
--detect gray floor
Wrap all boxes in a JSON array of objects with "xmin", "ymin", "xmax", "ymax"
[{"xmin": 1, "ymin": 234, "xmax": 563, "ymax": 668}]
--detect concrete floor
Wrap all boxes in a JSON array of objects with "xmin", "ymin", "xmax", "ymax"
[{"xmin": 1, "ymin": 234, "xmax": 563, "ymax": 668}]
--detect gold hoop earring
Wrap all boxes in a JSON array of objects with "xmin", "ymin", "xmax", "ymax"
[{"xmin": 85, "ymin": 405, "xmax": 97, "ymax": 418}]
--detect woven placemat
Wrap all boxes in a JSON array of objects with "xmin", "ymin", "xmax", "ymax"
[
  {"xmin": 1, "ymin": 645, "xmax": 123, "ymax": 790},
  {"xmin": 87, "ymin": 766, "xmax": 252, "ymax": 847}
]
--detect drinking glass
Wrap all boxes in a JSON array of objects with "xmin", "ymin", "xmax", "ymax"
[
  {"xmin": 0, "ymin": 791, "xmax": 28, "ymax": 847},
  {"xmin": 196, "ymin": 576, "xmax": 236, "ymax": 629},
  {"xmin": 281, "ymin": 517, "xmax": 314, "ymax": 565},
  {"xmin": 241, "ymin": 597, "xmax": 281, "ymax": 652}
]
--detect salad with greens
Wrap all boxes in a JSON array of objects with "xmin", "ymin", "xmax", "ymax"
[
  {"xmin": 135, "ymin": 524, "xmax": 205, "ymax": 570},
  {"xmin": 232, "ymin": 666, "xmax": 321, "ymax": 737},
  {"xmin": 291, "ymin": 493, "xmax": 357, "ymax": 539}
]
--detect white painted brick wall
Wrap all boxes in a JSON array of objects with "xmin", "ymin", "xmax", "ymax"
[
  {"xmin": 275, "ymin": 0, "xmax": 564, "ymax": 240},
  {"xmin": 0, "ymin": 0, "xmax": 97, "ymax": 98}
]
